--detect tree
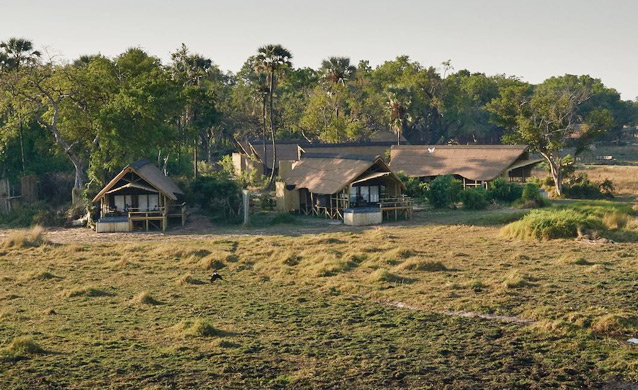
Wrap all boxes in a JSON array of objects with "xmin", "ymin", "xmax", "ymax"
[
  {"xmin": 320, "ymin": 57, "xmax": 356, "ymax": 86},
  {"xmin": 0, "ymin": 38, "xmax": 41, "ymax": 172},
  {"xmin": 254, "ymin": 44, "xmax": 292, "ymax": 182},
  {"xmin": 385, "ymin": 86, "xmax": 411, "ymax": 144},
  {"xmin": 487, "ymin": 75, "xmax": 606, "ymax": 196},
  {"xmin": 170, "ymin": 44, "xmax": 222, "ymax": 177}
]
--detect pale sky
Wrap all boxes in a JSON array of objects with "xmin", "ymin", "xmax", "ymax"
[{"xmin": 2, "ymin": 0, "xmax": 637, "ymax": 99}]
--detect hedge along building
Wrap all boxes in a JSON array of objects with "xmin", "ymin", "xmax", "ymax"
[
  {"xmin": 276, "ymin": 154, "xmax": 412, "ymax": 225},
  {"xmin": 390, "ymin": 145, "xmax": 542, "ymax": 188},
  {"xmin": 92, "ymin": 159, "xmax": 186, "ymax": 233}
]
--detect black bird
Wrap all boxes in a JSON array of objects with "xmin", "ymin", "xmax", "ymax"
[{"xmin": 210, "ymin": 271, "xmax": 223, "ymax": 283}]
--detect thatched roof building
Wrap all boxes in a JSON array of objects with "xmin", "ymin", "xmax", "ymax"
[
  {"xmin": 92, "ymin": 159, "xmax": 186, "ymax": 232},
  {"xmin": 390, "ymin": 145, "xmax": 541, "ymax": 186},
  {"xmin": 277, "ymin": 154, "xmax": 411, "ymax": 223}
]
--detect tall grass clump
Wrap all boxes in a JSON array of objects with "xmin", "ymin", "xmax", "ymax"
[
  {"xmin": 602, "ymin": 211, "xmax": 629, "ymax": 230},
  {"xmin": 500, "ymin": 209, "xmax": 603, "ymax": 240},
  {"xmin": 3, "ymin": 336, "xmax": 45, "ymax": 356},
  {"xmin": 3, "ymin": 226, "xmax": 47, "ymax": 248},
  {"xmin": 173, "ymin": 319, "xmax": 222, "ymax": 337}
]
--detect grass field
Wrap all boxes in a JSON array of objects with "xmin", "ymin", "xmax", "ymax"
[{"xmin": 1, "ymin": 207, "xmax": 637, "ymax": 389}]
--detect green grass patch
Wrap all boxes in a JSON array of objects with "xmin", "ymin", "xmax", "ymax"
[{"xmin": 500, "ymin": 208, "xmax": 604, "ymax": 240}]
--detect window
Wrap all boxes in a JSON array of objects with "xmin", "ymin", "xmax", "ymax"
[{"xmin": 370, "ymin": 186, "xmax": 379, "ymax": 202}]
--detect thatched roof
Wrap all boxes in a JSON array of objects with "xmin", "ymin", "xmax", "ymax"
[
  {"xmin": 92, "ymin": 159, "xmax": 183, "ymax": 202},
  {"xmin": 283, "ymin": 154, "xmax": 405, "ymax": 195},
  {"xmin": 298, "ymin": 142, "xmax": 395, "ymax": 161},
  {"xmin": 239, "ymin": 140, "xmax": 308, "ymax": 170},
  {"xmin": 390, "ymin": 145, "xmax": 540, "ymax": 181}
]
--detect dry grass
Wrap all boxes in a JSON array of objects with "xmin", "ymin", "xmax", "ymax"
[
  {"xmin": 1, "ymin": 203, "xmax": 637, "ymax": 387},
  {"xmin": 130, "ymin": 291, "xmax": 162, "ymax": 305},
  {"xmin": 63, "ymin": 286, "xmax": 113, "ymax": 298},
  {"xmin": 3, "ymin": 336, "xmax": 45, "ymax": 356},
  {"xmin": 602, "ymin": 211, "xmax": 629, "ymax": 230},
  {"xmin": 2, "ymin": 226, "xmax": 47, "ymax": 248}
]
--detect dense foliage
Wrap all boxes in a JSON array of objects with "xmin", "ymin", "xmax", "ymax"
[
  {"xmin": 425, "ymin": 175, "xmax": 462, "ymax": 208},
  {"xmin": 1, "ymin": 37, "xmax": 636, "ymax": 205}
]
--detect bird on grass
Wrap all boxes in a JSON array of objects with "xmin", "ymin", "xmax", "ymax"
[{"xmin": 210, "ymin": 271, "xmax": 223, "ymax": 283}]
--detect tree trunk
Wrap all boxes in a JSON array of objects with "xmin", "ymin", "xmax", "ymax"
[
  {"xmin": 262, "ymin": 94, "xmax": 267, "ymax": 176},
  {"xmin": 541, "ymin": 152, "xmax": 562, "ymax": 197},
  {"xmin": 71, "ymin": 158, "xmax": 87, "ymax": 205},
  {"xmin": 268, "ymin": 74, "xmax": 276, "ymax": 184},
  {"xmin": 18, "ymin": 118, "xmax": 26, "ymax": 173}
]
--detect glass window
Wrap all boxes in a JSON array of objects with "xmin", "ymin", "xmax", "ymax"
[
  {"xmin": 370, "ymin": 186, "xmax": 379, "ymax": 203},
  {"xmin": 349, "ymin": 187, "xmax": 358, "ymax": 204},
  {"xmin": 360, "ymin": 186, "xmax": 369, "ymax": 202}
]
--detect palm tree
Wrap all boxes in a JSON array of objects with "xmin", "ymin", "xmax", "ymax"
[
  {"xmin": 254, "ymin": 44, "xmax": 292, "ymax": 182},
  {"xmin": 0, "ymin": 38, "xmax": 41, "ymax": 72},
  {"xmin": 0, "ymin": 38, "xmax": 41, "ymax": 173},
  {"xmin": 320, "ymin": 57, "xmax": 356, "ymax": 86},
  {"xmin": 386, "ymin": 86, "xmax": 412, "ymax": 145}
]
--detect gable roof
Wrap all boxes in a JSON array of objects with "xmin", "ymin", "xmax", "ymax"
[
  {"xmin": 390, "ymin": 145, "xmax": 539, "ymax": 181},
  {"xmin": 283, "ymin": 154, "xmax": 405, "ymax": 195},
  {"xmin": 92, "ymin": 159, "xmax": 183, "ymax": 202},
  {"xmin": 240, "ymin": 140, "xmax": 309, "ymax": 170}
]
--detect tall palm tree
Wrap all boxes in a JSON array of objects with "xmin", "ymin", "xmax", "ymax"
[
  {"xmin": 254, "ymin": 44, "xmax": 292, "ymax": 182},
  {"xmin": 0, "ymin": 38, "xmax": 41, "ymax": 173},
  {"xmin": 0, "ymin": 38, "xmax": 41, "ymax": 72},
  {"xmin": 320, "ymin": 57, "xmax": 356, "ymax": 86},
  {"xmin": 386, "ymin": 86, "xmax": 412, "ymax": 145}
]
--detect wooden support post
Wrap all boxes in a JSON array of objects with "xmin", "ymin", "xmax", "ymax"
[
  {"xmin": 146, "ymin": 219, "xmax": 149, "ymax": 231},
  {"xmin": 242, "ymin": 190, "xmax": 250, "ymax": 225}
]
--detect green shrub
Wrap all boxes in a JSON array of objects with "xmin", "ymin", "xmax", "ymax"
[
  {"xmin": 500, "ymin": 209, "xmax": 604, "ymax": 240},
  {"xmin": 189, "ymin": 174, "xmax": 242, "ymax": 222},
  {"xmin": 397, "ymin": 172, "xmax": 427, "ymax": 201},
  {"xmin": 563, "ymin": 173, "xmax": 613, "ymax": 200},
  {"xmin": 487, "ymin": 178, "xmax": 523, "ymax": 203},
  {"xmin": 459, "ymin": 187, "xmax": 489, "ymax": 210},
  {"xmin": 426, "ymin": 175, "xmax": 462, "ymax": 208},
  {"xmin": 0, "ymin": 203, "xmax": 63, "ymax": 228},
  {"xmin": 522, "ymin": 182, "xmax": 542, "ymax": 202}
]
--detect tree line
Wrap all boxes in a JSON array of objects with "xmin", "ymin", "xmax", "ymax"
[{"xmin": 1, "ymin": 38, "xmax": 636, "ymax": 201}]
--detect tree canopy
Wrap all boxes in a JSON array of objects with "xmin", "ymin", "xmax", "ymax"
[{"xmin": 0, "ymin": 38, "xmax": 636, "ymax": 202}]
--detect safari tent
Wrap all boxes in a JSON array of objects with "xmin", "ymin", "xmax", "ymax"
[
  {"xmin": 92, "ymin": 159, "xmax": 186, "ymax": 232},
  {"xmin": 390, "ymin": 145, "xmax": 542, "ymax": 188},
  {"xmin": 276, "ymin": 154, "xmax": 412, "ymax": 225}
]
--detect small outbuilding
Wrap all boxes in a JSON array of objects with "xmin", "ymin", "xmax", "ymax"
[
  {"xmin": 277, "ymin": 154, "xmax": 411, "ymax": 225},
  {"xmin": 92, "ymin": 159, "xmax": 186, "ymax": 233},
  {"xmin": 390, "ymin": 145, "xmax": 542, "ymax": 188}
]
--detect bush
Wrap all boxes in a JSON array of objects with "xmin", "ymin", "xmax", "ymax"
[
  {"xmin": 397, "ymin": 172, "xmax": 427, "ymax": 201},
  {"xmin": 522, "ymin": 182, "xmax": 542, "ymax": 202},
  {"xmin": 500, "ymin": 209, "xmax": 604, "ymax": 240},
  {"xmin": 459, "ymin": 187, "xmax": 489, "ymax": 210},
  {"xmin": 189, "ymin": 174, "xmax": 242, "ymax": 222},
  {"xmin": 563, "ymin": 173, "xmax": 613, "ymax": 200},
  {"xmin": 426, "ymin": 175, "xmax": 462, "ymax": 208},
  {"xmin": 487, "ymin": 178, "xmax": 523, "ymax": 203}
]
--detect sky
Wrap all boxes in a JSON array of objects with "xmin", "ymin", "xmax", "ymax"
[{"xmin": 2, "ymin": 0, "xmax": 637, "ymax": 99}]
